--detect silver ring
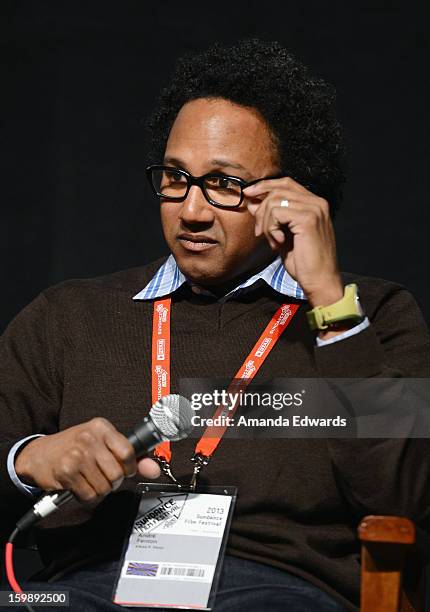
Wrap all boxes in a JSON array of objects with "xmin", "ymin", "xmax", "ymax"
[{"xmin": 280, "ymin": 199, "xmax": 290, "ymax": 208}]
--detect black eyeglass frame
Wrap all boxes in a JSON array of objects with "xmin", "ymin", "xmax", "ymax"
[{"xmin": 146, "ymin": 164, "xmax": 283, "ymax": 210}]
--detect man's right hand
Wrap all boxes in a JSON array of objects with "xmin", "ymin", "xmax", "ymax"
[{"xmin": 14, "ymin": 418, "xmax": 161, "ymax": 504}]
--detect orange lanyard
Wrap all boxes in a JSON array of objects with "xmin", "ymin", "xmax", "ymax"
[{"xmin": 151, "ymin": 297, "xmax": 299, "ymax": 484}]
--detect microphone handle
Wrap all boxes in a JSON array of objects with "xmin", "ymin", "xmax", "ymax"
[
  {"xmin": 128, "ymin": 416, "xmax": 164, "ymax": 456},
  {"xmin": 16, "ymin": 417, "xmax": 164, "ymax": 531},
  {"xmin": 45, "ymin": 418, "xmax": 163, "ymax": 507},
  {"xmin": 53, "ymin": 490, "xmax": 74, "ymax": 507}
]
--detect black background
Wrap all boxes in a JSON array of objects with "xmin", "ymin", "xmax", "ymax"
[{"xmin": 2, "ymin": 0, "xmax": 430, "ymax": 331}]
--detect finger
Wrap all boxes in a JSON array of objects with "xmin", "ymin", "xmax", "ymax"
[
  {"xmin": 257, "ymin": 197, "xmax": 313, "ymax": 237},
  {"xmin": 243, "ymin": 177, "xmax": 309, "ymax": 198},
  {"xmin": 261, "ymin": 203, "xmax": 285, "ymax": 247},
  {"xmin": 111, "ymin": 477, "xmax": 124, "ymax": 491},
  {"xmin": 264, "ymin": 192, "xmax": 323, "ymax": 213},
  {"xmin": 253, "ymin": 201, "xmax": 267, "ymax": 235},
  {"xmin": 268, "ymin": 227, "xmax": 286, "ymax": 246},
  {"xmin": 75, "ymin": 422, "xmax": 134, "ymax": 488},
  {"xmin": 246, "ymin": 189, "xmax": 305, "ymax": 219},
  {"xmin": 254, "ymin": 191, "xmax": 324, "ymax": 236},
  {"xmin": 246, "ymin": 202, "xmax": 260, "ymax": 216},
  {"xmin": 73, "ymin": 476, "xmax": 99, "ymax": 504},
  {"xmin": 84, "ymin": 417, "xmax": 136, "ymax": 474},
  {"xmin": 137, "ymin": 457, "xmax": 161, "ymax": 479},
  {"xmin": 264, "ymin": 206, "xmax": 313, "ymax": 243},
  {"xmin": 104, "ymin": 430, "xmax": 136, "ymax": 477},
  {"xmin": 258, "ymin": 195, "xmax": 325, "ymax": 233},
  {"xmin": 75, "ymin": 479, "xmax": 100, "ymax": 505},
  {"xmin": 94, "ymin": 444, "xmax": 130, "ymax": 486},
  {"xmin": 260, "ymin": 198, "xmax": 294, "ymax": 237},
  {"xmin": 55, "ymin": 470, "xmax": 99, "ymax": 504},
  {"xmin": 53, "ymin": 449, "xmax": 111, "ymax": 500},
  {"xmin": 79, "ymin": 455, "xmax": 116, "ymax": 497}
]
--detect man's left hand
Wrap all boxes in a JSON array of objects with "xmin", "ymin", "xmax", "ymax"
[{"xmin": 244, "ymin": 177, "xmax": 343, "ymax": 309}]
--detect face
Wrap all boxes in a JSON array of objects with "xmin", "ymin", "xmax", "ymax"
[{"xmin": 160, "ymin": 97, "xmax": 280, "ymax": 287}]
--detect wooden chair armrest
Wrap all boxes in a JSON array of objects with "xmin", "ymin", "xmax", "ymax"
[
  {"xmin": 359, "ymin": 516, "xmax": 416, "ymax": 545},
  {"xmin": 358, "ymin": 516, "xmax": 426, "ymax": 612}
]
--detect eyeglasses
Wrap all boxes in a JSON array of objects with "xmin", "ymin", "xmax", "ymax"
[{"xmin": 146, "ymin": 164, "xmax": 281, "ymax": 210}]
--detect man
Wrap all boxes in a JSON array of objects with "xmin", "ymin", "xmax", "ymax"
[{"xmin": 1, "ymin": 39, "xmax": 429, "ymax": 611}]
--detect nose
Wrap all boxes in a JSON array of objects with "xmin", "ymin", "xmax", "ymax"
[{"xmin": 179, "ymin": 185, "xmax": 215, "ymax": 227}]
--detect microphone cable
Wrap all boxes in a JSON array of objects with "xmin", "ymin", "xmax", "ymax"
[{"xmin": 5, "ymin": 527, "xmax": 35, "ymax": 612}]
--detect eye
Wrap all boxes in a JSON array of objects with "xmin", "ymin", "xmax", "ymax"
[
  {"xmin": 205, "ymin": 176, "xmax": 239, "ymax": 191},
  {"xmin": 165, "ymin": 169, "xmax": 185, "ymax": 183},
  {"xmin": 217, "ymin": 177, "xmax": 230, "ymax": 189}
]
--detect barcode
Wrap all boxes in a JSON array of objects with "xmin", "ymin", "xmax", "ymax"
[{"xmin": 160, "ymin": 566, "xmax": 205, "ymax": 577}]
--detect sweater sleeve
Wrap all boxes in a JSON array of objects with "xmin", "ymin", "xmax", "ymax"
[
  {"xmin": 314, "ymin": 282, "xmax": 430, "ymax": 378},
  {"xmin": 315, "ymin": 282, "xmax": 430, "ymax": 525},
  {"xmin": 0, "ymin": 293, "xmax": 61, "ymax": 533}
]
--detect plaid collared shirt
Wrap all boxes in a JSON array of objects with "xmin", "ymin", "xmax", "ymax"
[{"xmin": 133, "ymin": 254, "xmax": 305, "ymax": 302}]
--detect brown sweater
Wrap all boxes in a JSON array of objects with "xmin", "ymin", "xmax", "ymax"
[{"xmin": 1, "ymin": 257, "xmax": 430, "ymax": 610}]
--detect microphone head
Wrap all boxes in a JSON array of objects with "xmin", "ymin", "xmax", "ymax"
[{"xmin": 149, "ymin": 394, "xmax": 193, "ymax": 441}]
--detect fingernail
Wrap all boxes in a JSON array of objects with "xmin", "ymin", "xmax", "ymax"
[{"xmin": 112, "ymin": 476, "xmax": 124, "ymax": 490}]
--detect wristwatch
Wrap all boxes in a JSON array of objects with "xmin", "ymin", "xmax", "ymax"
[{"xmin": 306, "ymin": 283, "xmax": 365, "ymax": 331}]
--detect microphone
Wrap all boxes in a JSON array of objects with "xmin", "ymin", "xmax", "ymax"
[{"xmin": 16, "ymin": 394, "xmax": 193, "ymax": 532}]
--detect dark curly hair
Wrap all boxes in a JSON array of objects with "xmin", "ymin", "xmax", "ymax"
[{"xmin": 147, "ymin": 39, "xmax": 346, "ymax": 214}]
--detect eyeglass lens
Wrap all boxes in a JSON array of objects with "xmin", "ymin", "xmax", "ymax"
[{"xmin": 151, "ymin": 168, "xmax": 243, "ymax": 207}]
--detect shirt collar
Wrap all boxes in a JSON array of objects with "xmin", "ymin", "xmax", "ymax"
[{"xmin": 133, "ymin": 254, "xmax": 305, "ymax": 301}]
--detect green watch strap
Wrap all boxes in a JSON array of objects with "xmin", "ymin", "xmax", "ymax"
[{"xmin": 306, "ymin": 284, "xmax": 364, "ymax": 331}]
